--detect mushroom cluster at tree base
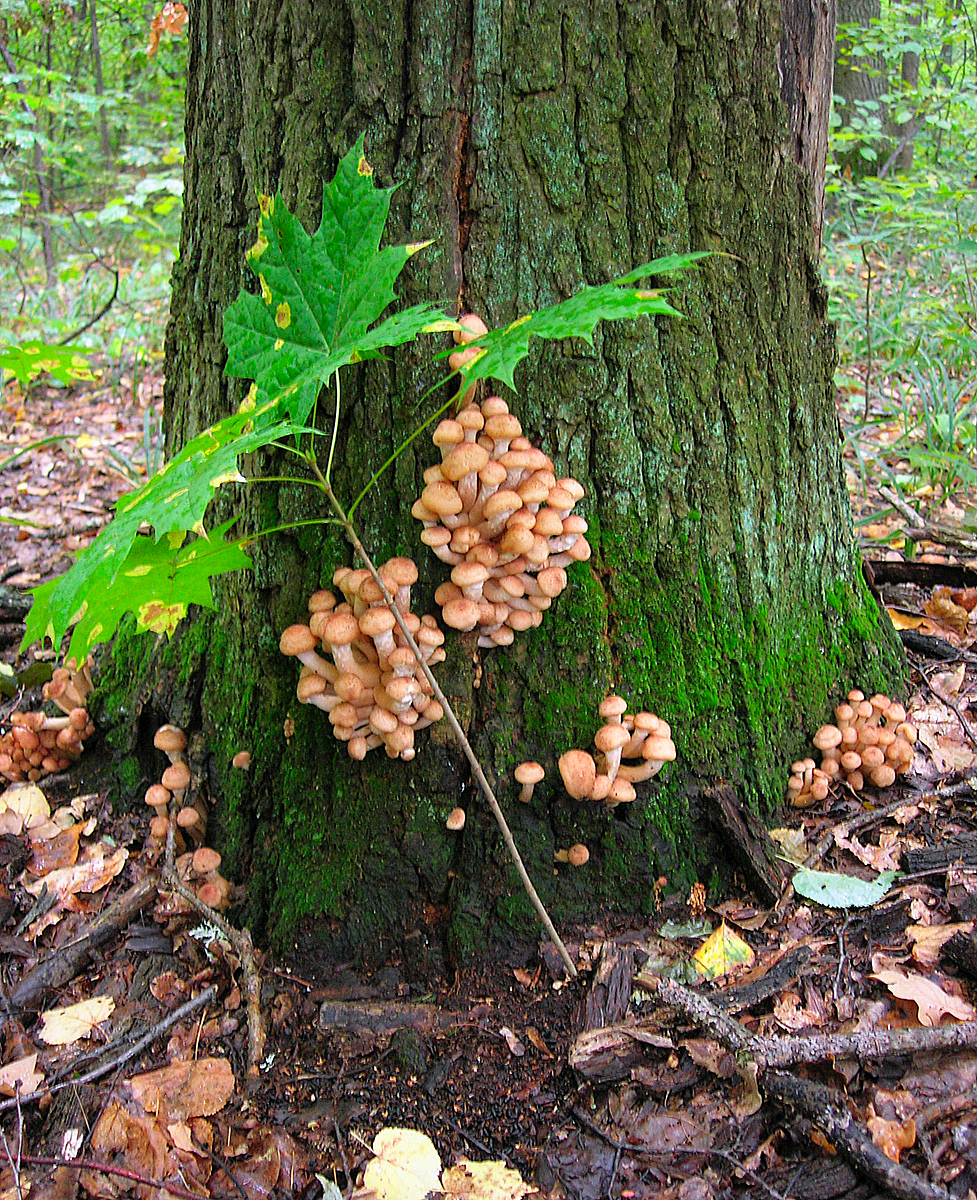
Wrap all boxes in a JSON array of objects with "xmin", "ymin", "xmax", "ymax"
[
  {"xmin": 789, "ymin": 689, "xmax": 917, "ymax": 807},
  {"xmin": 280, "ymin": 557, "xmax": 446, "ymax": 761},
  {"xmin": 0, "ymin": 707, "xmax": 94, "ymax": 783},
  {"xmin": 413, "ymin": 350, "xmax": 590, "ymax": 648},
  {"xmin": 558, "ymin": 694, "xmax": 676, "ymax": 807}
]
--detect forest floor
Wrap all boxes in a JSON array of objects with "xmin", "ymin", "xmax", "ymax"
[{"xmin": 1, "ymin": 375, "xmax": 977, "ymax": 1200}]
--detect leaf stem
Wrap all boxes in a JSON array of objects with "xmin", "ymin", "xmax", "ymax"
[{"xmin": 308, "ymin": 456, "xmax": 577, "ymax": 979}]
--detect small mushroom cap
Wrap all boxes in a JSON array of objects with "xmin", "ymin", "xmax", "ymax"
[
  {"xmin": 514, "ymin": 761, "xmax": 545, "ymax": 789},
  {"xmin": 594, "ymin": 724, "xmax": 630, "ymax": 754},
  {"xmin": 323, "ymin": 612, "xmax": 360, "ymax": 646},
  {"xmin": 308, "ymin": 589, "xmax": 337, "ymax": 614},
  {"xmin": 145, "ymin": 783, "xmax": 171, "ymax": 808},
  {"xmin": 446, "ymin": 806, "xmax": 466, "ymax": 831},
  {"xmin": 812, "ymin": 724, "xmax": 843, "ymax": 752},
  {"xmin": 280, "ymin": 624, "xmax": 318, "ymax": 656},
  {"xmin": 232, "ymin": 751, "xmax": 251, "ymax": 770},
  {"xmin": 192, "ymin": 846, "xmax": 222, "ymax": 876},
  {"xmin": 358, "ymin": 606, "xmax": 397, "ymax": 638},
  {"xmin": 567, "ymin": 844, "xmax": 590, "ymax": 867},
  {"xmin": 870, "ymin": 764, "xmax": 897, "ymax": 788},
  {"xmin": 598, "ymin": 695, "xmax": 629, "ymax": 721},
  {"xmin": 161, "ymin": 760, "xmax": 191, "ymax": 792},
  {"xmin": 154, "ymin": 724, "xmax": 187, "ymax": 754},
  {"xmin": 454, "ymin": 313, "xmax": 488, "ymax": 344},
  {"xmin": 559, "ymin": 749, "xmax": 597, "ymax": 799}
]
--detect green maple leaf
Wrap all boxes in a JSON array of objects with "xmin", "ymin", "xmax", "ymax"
[
  {"xmin": 22, "ymin": 408, "xmax": 286, "ymax": 655},
  {"xmin": 223, "ymin": 134, "xmax": 450, "ymax": 426},
  {"xmin": 450, "ymin": 252, "xmax": 711, "ymax": 393},
  {"xmin": 26, "ymin": 521, "xmax": 252, "ymax": 661}
]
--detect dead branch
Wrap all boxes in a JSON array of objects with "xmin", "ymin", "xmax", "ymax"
[{"xmin": 8, "ymin": 873, "xmax": 159, "ymax": 1015}]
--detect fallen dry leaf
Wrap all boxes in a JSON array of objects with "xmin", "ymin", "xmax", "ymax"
[
  {"xmin": 867, "ymin": 1109, "xmax": 916, "ymax": 1163},
  {"xmin": 38, "ymin": 995, "xmax": 115, "ymax": 1046},
  {"xmin": 363, "ymin": 1128, "xmax": 442, "ymax": 1200},
  {"xmin": 441, "ymin": 1158, "xmax": 534, "ymax": 1200},
  {"xmin": 22, "ymin": 843, "xmax": 128, "ymax": 938},
  {"xmin": 0, "ymin": 1053, "xmax": 44, "ymax": 1097},
  {"xmin": 908, "ymin": 922, "xmax": 974, "ymax": 967},
  {"xmin": 924, "ymin": 590, "xmax": 969, "ymax": 637},
  {"xmin": 0, "ymin": 782, "xmax": 49, "ymax": 824},
  {"xmin": 871, "ymin": 969, "xmax": 977, "ymax": 1026},
  {"xmin": 127, "ymin": 1056, "xmax": 235, "ymax": 1120}
]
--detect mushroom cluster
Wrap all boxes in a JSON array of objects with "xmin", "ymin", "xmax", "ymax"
[
  {"xmin": 788, "ymin": 690, "xmax": 917, "ymax": 807},
  {"xmin": 280, "ymin": 557, "xmax": 446, "ymax": 761},
  {"xmin": 558, "ymin": 695, "xmax": 676, "ymax": 807},
  {"xmin": 413, "ymin": 328, "xmax": 591, "ymax": 647},
  {"xmin": 144, "ymin": 723, "xmax": 235, "ymax": 919},
  {"xmin": 0, "ymin": 708, "xmax": 93, "ymax": 783},
  {"xmin": 144, "ymin": 724, "xmax": 211, "ymax": 854},
  {"xmin": 155, "ymin": 847, "xmax": 235, "ymax": 927}
]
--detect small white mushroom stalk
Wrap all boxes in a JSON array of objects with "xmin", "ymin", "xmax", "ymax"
[
  {"xmin": 281, "ymin": 558, "xmax": 447, "ymax": 761},
  {"xmin": 412, "ymin": 378, "xmax": 591, "ymax": 647}
]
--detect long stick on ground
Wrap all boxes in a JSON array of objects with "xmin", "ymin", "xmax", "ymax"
[{"xmin": 317, "ymin": 468, "xmax": 577, "ymax": 979}]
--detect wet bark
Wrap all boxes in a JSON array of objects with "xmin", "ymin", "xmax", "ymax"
[{"xmin": 98, "ymin": 0, "xmax": 904, "ymax": 969}]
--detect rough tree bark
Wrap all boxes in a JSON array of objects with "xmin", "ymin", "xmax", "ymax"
[{"xmin": 98, "ymin": 0, "xmax": 903, "ymax": 970}]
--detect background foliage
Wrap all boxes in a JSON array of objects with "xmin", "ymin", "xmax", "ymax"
[{"xmin": 0, "ymin": 0, "xmax": 185, "ymax": 382}]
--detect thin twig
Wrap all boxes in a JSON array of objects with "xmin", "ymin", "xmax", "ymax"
[
  {"xmin": 55, "ymin": 268, "xmax": 120, "ymax": 346},
  {"xmin": 20, "ymin": 1155, "xmax": 208, "ymax": 1200},
  {"xmin": 0, "ymin": 987, "xmax": 217, "ymax": 1114},
  {"xmin": 315, "ymin": 466, "xmax": 576, "ymax": 978}
]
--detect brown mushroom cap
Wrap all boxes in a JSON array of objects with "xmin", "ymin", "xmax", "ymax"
[
  {"xmin": 192, "ymin": 846, "xmax": 222, "ymax": 876},
  {"xmin": 161, "ymin": 760, "xmax": 191, "ymax": 792},
  {"xmin": 559, "ymin": 749, "xmax": 597, "ymax": 799},
  {"xmin": 232, "ymin": 751, "xmax": 251, "ymax": 770},
  {"xmin": 280, "ymin": 624, "xmax": 318, "ymax": 656},
  {"xmin": 812, "ymin": 724, "xmax": 843, "ymax": 752},
  {"xmin": 446, "ymin": 807, "xmax": 466, "ymax": 831},
  {"xmin": 567, "ymin": 844, "xmax": 590, "ymax": 867},
  {"xmin": 514, "ymin": 760, "xmax": 545, "ymax": 801},
  {"xmin": 154, "ymin": 724, "xmax": 187, "ymax": 755}
]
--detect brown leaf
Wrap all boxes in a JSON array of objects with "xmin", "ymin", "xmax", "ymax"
[
  {"xmin": 127, "ymin": 1056, "xmax": 235, "ymax": 1120},
  {"xmin": 867, "ymin": 1110, "xmax": 916, "ymax": 1163},
  {"xmin": 871, "ymin": 969, "xmax": 977, "ymax": 1026}
]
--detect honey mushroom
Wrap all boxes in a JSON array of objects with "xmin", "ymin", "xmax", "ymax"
[
  {"xmin": 0, "ymin": 705, "xmax": 94, "ymax": 784},
  {"xmin": 412, "ymin": 370, "xmax": 591, "ymax": 647},
  {"xmin": 281, "ymin": 558, "xmax": 447, "ymax": 761},
  {"xmin": 788, "ymin": 689, "xmax": 917, "ymax": 806},
  {"xmin": 558, "ymin": 694, "xmax": 676, "ymax": 806}
]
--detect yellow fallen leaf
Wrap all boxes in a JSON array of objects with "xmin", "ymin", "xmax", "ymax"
[
  {"xmin": 886, "ymin": 608, "xmax": 925, "ymax": 631},
  {"xmin": 363, "ymin": 1128, "xmax": 442, "ymax": 1200},
  {"xmin": 693, "ymin": 921, "xmax": 755, "ymax": 980},
  {"xmin": 38, "ymin": 995, "xmax": 115, "ymax": 1046},
  {"xmin": 0, "ymin": 783, "xmax": 49, "ymax": 823},
  {"xmin": 441, "ymin": 1158, "xmax": 534, "ymax": 1200}
]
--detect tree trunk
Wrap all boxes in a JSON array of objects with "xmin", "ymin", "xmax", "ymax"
[
  {"xmin": 98, "ymin": 0, "xmax": 903, "ymax": 969},
  {"xmin": 834, "ymin": 0, "xmax": 890, "ymax": 176}
]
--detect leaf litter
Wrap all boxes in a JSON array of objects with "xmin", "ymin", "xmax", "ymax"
[{"xmin": 2, "ymin": 334, "xmax": 977, "ymax": 1200}]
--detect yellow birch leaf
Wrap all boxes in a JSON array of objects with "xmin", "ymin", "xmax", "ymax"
[{"xmin": 38, "ymin": 995, "xmax": 115, "ymax": 1046}]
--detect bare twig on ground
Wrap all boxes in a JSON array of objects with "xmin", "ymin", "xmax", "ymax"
[
  {"xmin": 646, "ymin": 975, "xmax": 955, "ymax": 1200},
  {"xmin": 160, "ymin": 843, "xmax": 265, "ymax": 1073},
  {"xmin": 804, "ymin": 798, "xmax": 911, "ymax": 868},
  {"xmin": 9, "ymin": 874, "xmax": 159, "ymax": 1015},
  {"xmin": 21, "ymin": 1154, "xmax": 212, "ymax": 1200},
  {"xmin": 0, "ymin": 986, "xmax": 217, "ymax": 1115}
]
